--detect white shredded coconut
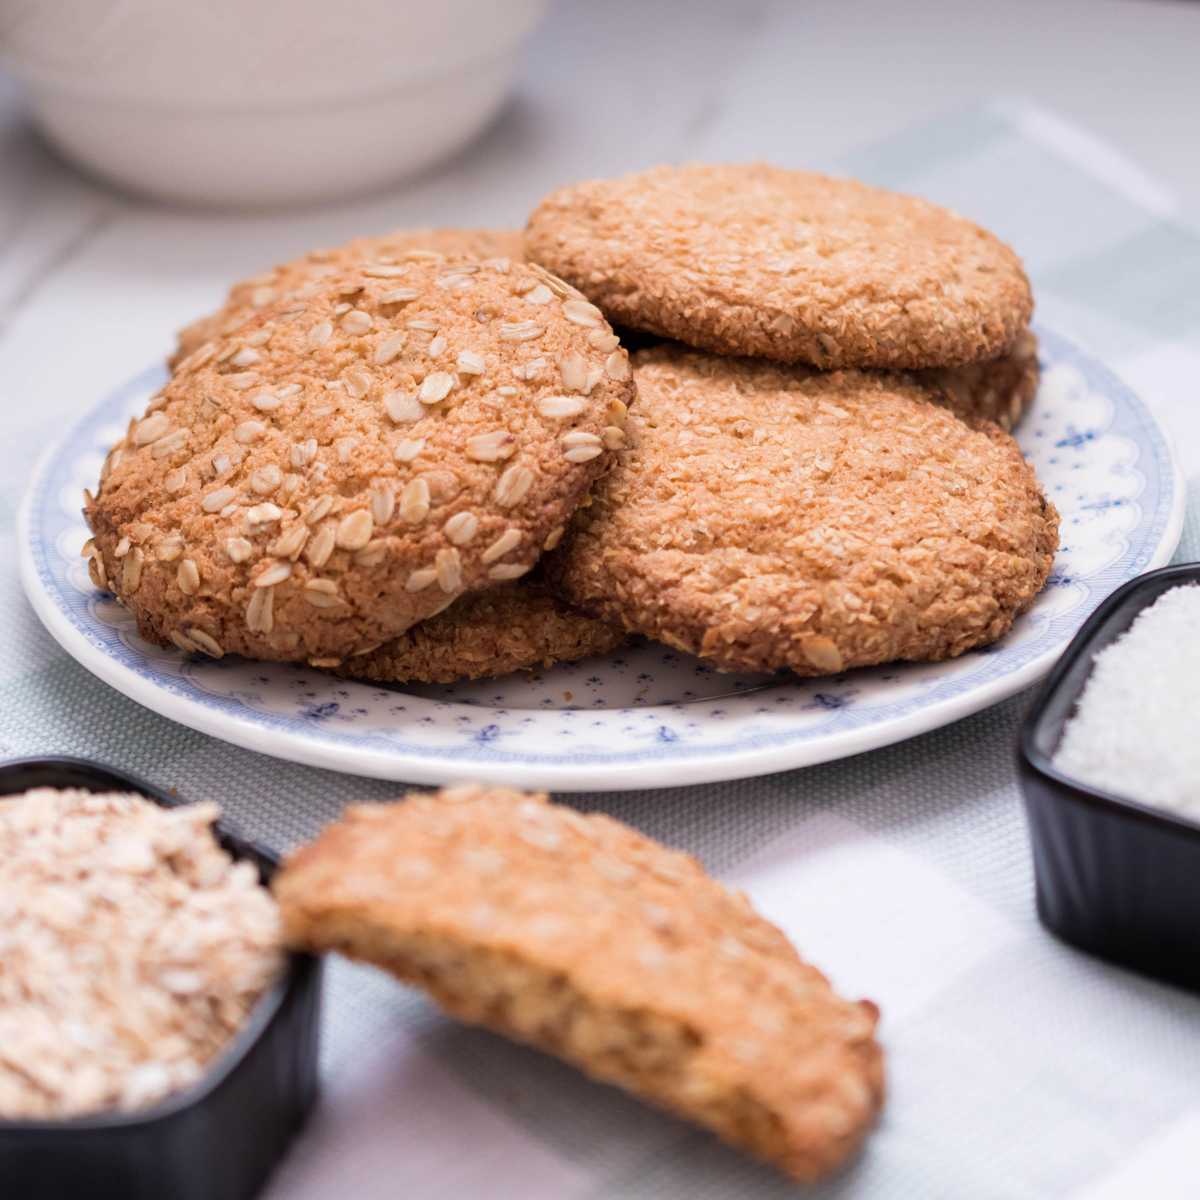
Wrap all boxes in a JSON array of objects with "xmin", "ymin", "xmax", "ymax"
[
  {"xmin": 0, "ymin": 789, "xmax": 283, "ymax": 1120},
  {"xmin": 1054, "ymin": 584, "xmax": 1200, "ymax": 815}
]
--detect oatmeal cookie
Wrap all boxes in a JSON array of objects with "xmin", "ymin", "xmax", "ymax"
[
  {"xmin": 86, "ymin": 258, "xmax": 634, "ymax": 665},
  {"xmin": 172, "ymin": 228, "xmax": 524, "ymax": 367},
  {"xmin": 526, "ymin": 164, "xmax": 1032, "ymax": 369},
  {"xmin": 551, "ymin": 346, "xmax": 1058, "ymax": 675},
  {"xmin": 334, "ymin": 579, "xmax": 624, "ymax": 684},
  {"xmin": 274, "ymin": 785, "xmax": 884, "ymax": 1182},
  {"xmin": 919, "ymin": 329, "xmax": 1039, "ymax": 430},
  {"xmin": 621, "ymin": 329, "xmax": 1041, "ymax": 430}
]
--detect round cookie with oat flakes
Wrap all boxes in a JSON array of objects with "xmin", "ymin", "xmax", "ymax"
[
  {"xmin": 334, "ymin": 578, "xmax": 625, "ymax": 685},
  {"xmin": 172, "ymin": 228, "xmax": 523, "ymax": 367},
  {"xmin": 550, "ymin": 346, "xmax": 1058, "ymax": 676},
  {"xmin": 85, "ymin": 258, "xmax": 634, "ymax": 666},
  {"xmin": 525, "ymin": 163, "xmax": 1032, "ymax": 370}
]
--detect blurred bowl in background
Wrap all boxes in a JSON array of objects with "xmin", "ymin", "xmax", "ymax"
[{"xmin": 0, "ymin": 0, "xmax": 549, "ymax": 208}]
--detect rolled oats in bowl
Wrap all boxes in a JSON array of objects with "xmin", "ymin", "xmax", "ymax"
[{"xmin": 0, "ymin": 789, "xmax": 283, "ymax": 1120}]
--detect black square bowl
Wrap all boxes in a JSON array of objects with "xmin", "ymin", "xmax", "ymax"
[
  {"xmin": 1019, "ymin": 563, "xmax": 1200, "ymax": 992},
  {"xmin": 0, "ymin": 756, "xmax": 322, "ymax": 1200}
]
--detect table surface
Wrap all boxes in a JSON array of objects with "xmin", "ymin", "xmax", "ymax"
[
  {"xmin": 3, "ymin": 2, "xmax": 1200, "ymax": 1198},
  {"xmin": 0, "ymin": 0, "xmax": 1197, "ymax": 382},
  {"xmin": 2, "ymin": 0, "xmax": 1199, "ymax": 386}
]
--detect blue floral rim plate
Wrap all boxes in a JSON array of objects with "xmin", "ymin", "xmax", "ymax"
[{"xmin": 17, "ymin": 327, "xmax": 1185, "ymax": 791}]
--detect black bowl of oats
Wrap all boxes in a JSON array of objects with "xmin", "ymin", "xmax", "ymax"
[{"xmin": 0, "ymin": 756, "xmax": 322, "ymax": 1200}]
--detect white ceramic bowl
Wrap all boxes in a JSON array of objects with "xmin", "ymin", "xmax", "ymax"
[{"xmin": 0, "ymin": 0, "xmax": 548, "ymax": 208}]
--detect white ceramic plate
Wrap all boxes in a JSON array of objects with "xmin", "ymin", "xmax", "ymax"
[{"xmin": 19, "ymin": 328, "xmax": 1185, "ymax": 791}]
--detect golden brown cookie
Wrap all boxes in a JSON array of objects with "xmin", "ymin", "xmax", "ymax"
[
  {"xmin": 274, "ymin": 786, "xmax": 884, "ymax": 1182},
  {"xmin": 919, "ymin": 329, "xmax": 1039, "ymax": 431},
  {"xmin": 334, "ymin": 579, "xmax": 624, "ymax": 684},
  {"xmin": 551, "ymin": 346, "xmax": 1058, "ymax": 675},
  {"xmin": 526, "ymin": 164, "xmax": 1032, "ymax": 370},
  {"xmin": 85, "ymin": 259, "xmax": 634, "ymax": 665},
  {"xmin": 172, "ymin": 228, "xmax": 524, "ymax": 367},
  {"xmin": 622, "ymin": 330, "xmax": 1041, "ymax": 431}
]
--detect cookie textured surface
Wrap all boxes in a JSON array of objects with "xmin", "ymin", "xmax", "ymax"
[
  {"xmin": 552, "ymin": 347, "xmax": 1058, "ymax": 675},
  {"xmin": 565, "ymin": 331, "xmax": 1040, "ymax": 430},
  {"xmin": 275, "ymin": 786, "xmax": 884, "ymax": 1181},
  {"xmin": 173, "ymin": 228, "xmax": 524, "ymax": 367},
  {"xmin": 87, "ymin": 259, "xmax": 634, "ymax": 664},
  {"xmin": 526, "ymin": 164, "xmax": 1032, "ymax": 369},
  {"xmin": 334, "ymin": 579, "xmax": 624, "ymax": 684},
  {"xmin": 919, "ymin": 329, "xmax": 1040, "ymax": 431}
]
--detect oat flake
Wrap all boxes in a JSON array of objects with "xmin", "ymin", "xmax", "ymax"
[{"xmin": 0, "ymin": 789, "xmax": 282, "ymax": 1119}]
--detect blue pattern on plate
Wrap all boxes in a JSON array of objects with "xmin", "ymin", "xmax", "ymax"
[{"xmin": 21, "ymin": 327, "xmax": 1183, "ymax": 781}]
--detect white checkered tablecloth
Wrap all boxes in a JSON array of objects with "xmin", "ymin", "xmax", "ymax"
[{"xmin": 2, "ymin": 99, "xmax": 1199, "ymax": 1198}]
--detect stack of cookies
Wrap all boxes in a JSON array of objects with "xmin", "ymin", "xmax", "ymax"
[
  {"xmin": 84, "ymin": 164, "xmax": 1057, "ymax": 686},
  {"xmin": 529, "ymin": 164, "xmax": 1057, "ymax": 677}
]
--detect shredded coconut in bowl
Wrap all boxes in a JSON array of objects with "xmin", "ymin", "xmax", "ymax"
[
  {"xmin": 1054, "ymin": 584, "xmax": 1200, "ymax": 817},
  {"xmin": 0, "ymin": 789, "xmax": 283, "ymax": 1120}
]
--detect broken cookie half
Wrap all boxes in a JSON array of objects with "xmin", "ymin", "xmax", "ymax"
[{"xmin": 274, "ymin": 785, "xmax": 883, "ymax": 1182}]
